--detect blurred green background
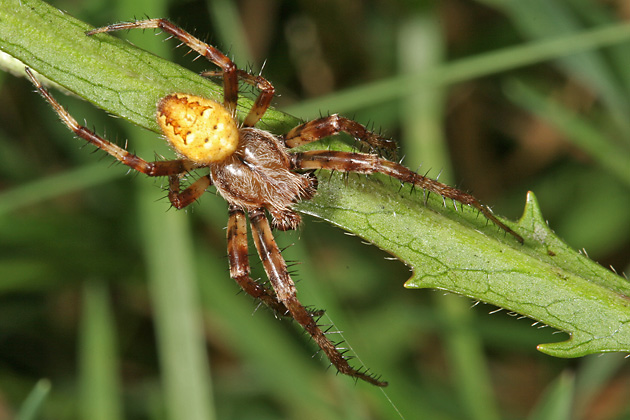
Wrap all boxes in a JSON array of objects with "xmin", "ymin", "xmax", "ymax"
[{"xmin": 1, "ymin": 0, "xmax": 630, "ymax": 419}]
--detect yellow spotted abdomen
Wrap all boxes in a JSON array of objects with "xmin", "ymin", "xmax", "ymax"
[{"xmin": 157, "ymin": 93, "xmax": 239, "ymax": 164}]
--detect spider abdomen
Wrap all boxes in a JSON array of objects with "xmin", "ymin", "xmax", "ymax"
[
  {"xmin": 157, "ymin": 93, "xmax": 239, "ymax": 164},
  {"xmin": 211, "ymin": 127, "xmax": 315, "ymax": 230}
]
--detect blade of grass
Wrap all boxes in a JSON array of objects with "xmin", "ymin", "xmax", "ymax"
[
  {"xmin": 503, "ymin": 79, "xmax": 630, "ymax": 188},
  {"xmin": 399, "ymin": 15, "xmax": 500, "ymax": 420},
  {"xmin": 79, "ymin": 280, "xmax": 123, "ymax": 420},
  {"xmin": 0, "ymin": 163, "xmax": 125, "ymax": 216},
  {"xmin": 283, "ymin": 20, "xmax": 630, "ymax": 118},
  {"xmin": 480, "ymin": 0, "xmax": 630, "ymax": 133},
  {"xmin": 16, "ymin": 379, "xmax": 51, "ymax": 420},
  {"xmin": 527, "ymin": 371, "xmax": 575, "ymax": 420},
  {"xmin": 206, "ymin": 0, "xmax": 253, "ymax": 67},
  {"xmin": 136, "ymin": 175, "xmax": 216, "ymax": 420},
  {"xmin": 111, "ymin": 0, "xmax": 216, "ymax": 418},
  {"xmin": 568, "ymin": 0, "xmax": 630, "ymax": 93}
]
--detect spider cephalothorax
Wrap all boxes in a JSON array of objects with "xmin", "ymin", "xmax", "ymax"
[{"xmin": 27, "ymin": 18, "xmax": 522, "ymax": 387}]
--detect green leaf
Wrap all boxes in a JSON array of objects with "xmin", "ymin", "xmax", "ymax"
[
  {"xmin": 299, "ymin": 173, "xmax": 630, "ymax": 357},
  {"xmin": 2, "ymin": 0, "xmax": 630, "ymax": 359}
]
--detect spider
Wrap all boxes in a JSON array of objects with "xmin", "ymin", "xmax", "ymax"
[{"xmin": 26, "ymin": 18, "xmax": 523, "ymax": 387}]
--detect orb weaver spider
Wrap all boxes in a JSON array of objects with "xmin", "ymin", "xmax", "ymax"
[{"xmin": 26, "ymin": 18, "xmax": 523, "ymax": 387}]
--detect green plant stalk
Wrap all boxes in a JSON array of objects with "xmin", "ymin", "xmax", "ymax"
[
  {"xmin": 117, "ymin": 0, "xmax": 217, "ymax": 419},
  {"xmin": 79, "ymin": 280, "xmax": 123, "ymax": 420},
  {"xmin": 399, "ymin": 15, "xmax": 500, "ymax": 420},
  {"xmin": 16, "ymin": 379, "xmax": 51, "ymax": 420},
  {"xmin": 2, "ymin": 0, "xmax": 630, "ymax": 360},
  {"xmin": 136, "ymin": 173, "xmax": 216, "ymax": 420}
]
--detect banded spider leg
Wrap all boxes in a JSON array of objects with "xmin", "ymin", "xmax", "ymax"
[
  {"xmin": 88, "ymin": 18, "xmax": 275, "ymax": 126},
  {"xmin": 285, "ymin": 118, "xmax": 524, "ymax": 244}
]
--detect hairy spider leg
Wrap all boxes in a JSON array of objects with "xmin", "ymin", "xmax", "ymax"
[
  {"xmin": 248, "ymin": 208, "xmax": 388, "ymax": 387},
  {"xmin": 87, "ymin": 19, "xmax": 274, "ymax": 127},
  {"xmin": 168, "ymin": 174, "xmax": 212, "ymax": 209},
  {"xmin": 200, "ymin": 68, "xmax": 275, "ymax": 127},
  {"xmin": 25, "ymin": 68, "xmax": 207, "ymax": 209},
  {"xmin": 292, "ymin": 150, "xmax": 524, "ymax": 243},
  {"xmin": 284, "ymin": 114, "xmax": 397, "ymax": 154},
  {"xmin": 227, "ymin": 205, "xmax": 293, "ymax": 315}
]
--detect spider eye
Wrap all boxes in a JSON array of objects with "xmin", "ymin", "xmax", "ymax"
[{"xmin": 157, "ymin": 93, "xmax": 239, "ymax": 164}]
